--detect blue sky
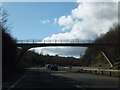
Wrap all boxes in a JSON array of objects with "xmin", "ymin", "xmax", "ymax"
[
  {"xmin": 2, "ymin": 2, "xmax": 118, "ymax": 58},
  {"xmin": 3, "ymin": 2, "xmax": 77, "ymax": 40}
]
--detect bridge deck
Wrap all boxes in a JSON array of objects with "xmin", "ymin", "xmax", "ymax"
[
  {"xmin": 16, "ymin": 43, "xmax": 119, "ymax": 48},
  {"xmin": 16, "ymin": 39, "xmax": 120, "ymax": 48}
]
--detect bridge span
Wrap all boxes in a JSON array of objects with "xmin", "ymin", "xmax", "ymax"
[{"xmin": 16, "ymin": 39, "xmax": 119, "ymax": 49}]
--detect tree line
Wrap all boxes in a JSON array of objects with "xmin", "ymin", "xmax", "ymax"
[
  {"xmin": 1, "ymin": 8, "xmax": 26, "ymax": 83},
  {"xmin": 19, "ymin": 49, "xmax": 82, "ymax": 67}
]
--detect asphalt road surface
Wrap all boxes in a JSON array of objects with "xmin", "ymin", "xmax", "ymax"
[{"xmin": 4, "ymin": 67, "xmax": 119, "ymax": 90}]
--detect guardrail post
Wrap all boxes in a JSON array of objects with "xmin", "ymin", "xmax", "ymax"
[
  {"xmin": 101, "ymin": 71, "xmax": 103, "ymax": 75},
  {"xmin": 110, "ymin": 71, "xmax": 111, "ymax": 76},
  {"xmin": 95, "ymin": 70, "xmax": 97, "ymax": 74},
  {"xmin": 90, "ymin": 70, "xmax": 91, "ymax": 73}
]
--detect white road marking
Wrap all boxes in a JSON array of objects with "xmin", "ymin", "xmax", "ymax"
[
  {"xmin": 51, "ymin": 74, "xmax": 86, "ymax": 89},
  {"xmin": 76, "ymin": 85, "xmax": 82, "ymax": 88},
  {"xmin": 9, "ymin": 72, "xmax": 28, "ymax": 88},
  {"xmin": 76, "ymin": 85, "xmax": 86, "ymax": 90},
  {"xmin": 51, "ymin": 74, "xmax": 63, "ymax": 76},
  {"xmin": 51, "ymin": 74, "xmax": 64, "ymax": 79}
]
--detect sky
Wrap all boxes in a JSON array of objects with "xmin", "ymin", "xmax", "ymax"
[{"xmin": 2, "ymin": 0, "xmax": 118, "ymax": 58}]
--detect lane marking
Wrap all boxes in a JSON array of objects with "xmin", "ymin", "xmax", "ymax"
[
  {"xmin": 51, "ymin": 74, "xmax": 63, "ymax": 76},
  {"xmin": 76, "ymin": 85, "xmax": 82, "ymax": 88},
  {"xmin": 9, "ymin": 72, "xmax": 28, "ymax": 89},
  {"xmin": 51, "ymin": 74, "xmax": 86, "ymax": 90},
  {"xmin": 76, "ymin": 85, "xmax": 86, "ymax": 90}
]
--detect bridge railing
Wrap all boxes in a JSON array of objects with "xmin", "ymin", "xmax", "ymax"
[{"xmin": 17, "ymin": 39, "xmax": 94, "ymax": 44}]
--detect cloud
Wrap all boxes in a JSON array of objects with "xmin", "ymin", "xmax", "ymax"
[
  {"xmin": 74, "ymin": 2, "xmax": 118, "ymax": 21},
  {"xmin": 54, "ymin": 18, "xmax": 58, "ymax": 24},
  {"xmin": 38, "ymin": 2, "xmax": 118, "ymax": 58},
  {"xmin": 58, "ymin": 15, "xmax": 74, "ymax": 31},
  {"xmin": 44, "ymin": 2, "xmax": 118, "ymax": 41},
  {"xmin": 43, "ymin": 32, "xmax": 79, "ymax": 40},
  {"xmin": 76, "ymin": 0, "xmax": 119, "ymax": 3},
  {"xmin": 71, "ymin": 2, "xmax": 118, "ymax": 35},
  {"xmin": 40, "ymin": 20, "xmax": 50, "ymax": 24},
  {"xmin": 34, "ymin": 47, "xmax": 86, "ymax": 58}
]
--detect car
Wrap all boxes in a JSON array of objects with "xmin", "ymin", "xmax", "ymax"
[
  {"xmin": 45, "ymin": 64, "xmax": 52, "ymax": 69},
  {"xmin": 47, "ymin": 64, "xmax": 52, "ymax": 69},
  {"xmin": 45, "ymin": 64, "xmax": 48, "ymax": 68},
  {"xmin": 50, "ymin": 65, "xmax": 58, "ymax": 71}
]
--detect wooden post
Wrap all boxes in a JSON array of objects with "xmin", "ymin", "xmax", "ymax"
[
  {"xmin": 90, "ymin": 70, "xmax": 91, "ymax": 73},
  {"xmin": 110, "ymin": 71, "xmax": 112, "ymax": 76},
  {"xmin": 101, "ymin": 71, "xmax": 103, "ymax": 75},
  {"xmin": 95, "ymin": 70, "xmax": 97, "ymax": 74}
]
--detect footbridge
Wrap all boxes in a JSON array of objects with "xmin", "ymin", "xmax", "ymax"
[{"xmin": 16, "ymin": 39, "xmax": 119, "ymax": 49}]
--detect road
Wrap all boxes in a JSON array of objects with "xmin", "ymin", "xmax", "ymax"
[{"xmin": 4, "ymin": 67, "xmax": 119, "ymax": 90}]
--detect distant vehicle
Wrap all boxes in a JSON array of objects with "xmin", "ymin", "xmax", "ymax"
[
  {"xmin": 50, "ymin": 65, "xmax": 58, "ymax": 71},
  {"xmin": 45, "ymin": 64, "xmax": 58, "ymax": 71},
  {"xmin": 45, "ymin": 64, "xmax": 48, "ymax": 68},
  {"xmin": 45, "ymin": 64, "xmax": 52, "ymax": 69},
  {"xmin": 47, "ymin": 64, "xmax": 52, "ymax": 69}
]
